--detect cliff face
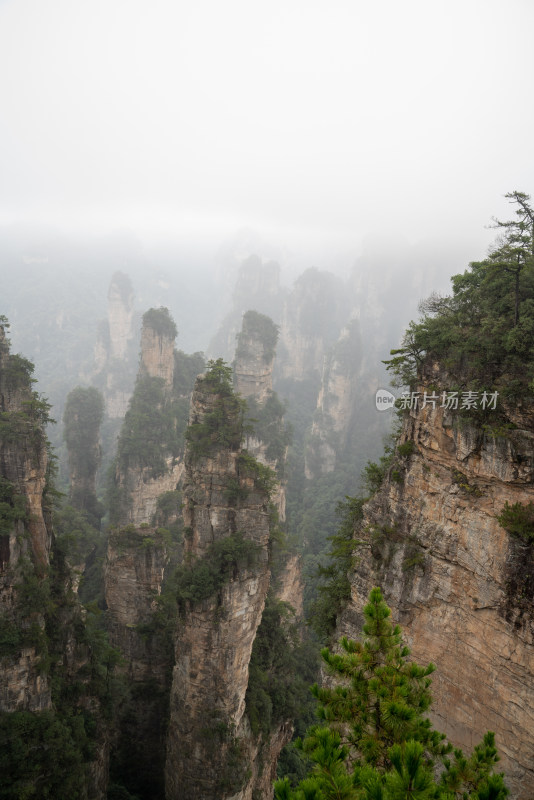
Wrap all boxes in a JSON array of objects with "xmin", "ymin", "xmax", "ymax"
[
  {"xmin": 0, "ymin": 326, "xmax": 52, "ymax": 712},
  {"xmin": 276, "ymin": 268, "xmax": 349, "ymax": 384},
  {"xmin": 235, "ymin": 311, "xmax": 288, "ymax": 522},
  {"xmin": 306, "ymin": 319, "xmax": 364, "ymax": 478},
  {"xmin": 208, "ymin": 255, "xmax": 284, "ymax": 362},
  {"xmin": 337, "ymin": 378, "xmax": 534, "ymax": 799},
  {"xmin": 111, "ymin": 309, "xmax": 183, "ymax": 527},
  {"xmin": 165, "ymin": 373, "xmax": 272, "ymax": 800},
  {"xmin": 140, "ymin": 323, "xmax": 175, "ymax": 388},
  {"xmin": 104, "ymin": 525, "xmax": 169, "ymax": 681},
  {"xmin": 0, "ymin": 325, "xmax": 110, "ymax": 798},
  {"xmin": 94, "ymin": 271, "xmax": 138, "ymax": 420},
  {"xmin": 234, "ymin": 330, "xmax": 274, "ymax": 403}
]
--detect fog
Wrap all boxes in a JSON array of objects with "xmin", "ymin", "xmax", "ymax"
[{"xmin": 1, "ymin": 0, "xmax": 533, "ymax": 260}]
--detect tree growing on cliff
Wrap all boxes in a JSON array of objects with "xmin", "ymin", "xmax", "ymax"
[
  {"xmin": 274, "ymin": 588, "xmax": 508, "ymax": 800},
  {"xmin": 383, "ymin": 192, "xmax": 534, "ymax": 400}
]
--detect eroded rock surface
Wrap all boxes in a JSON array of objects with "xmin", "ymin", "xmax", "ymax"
[{"xmin": 337, "ymin": 391, "xmax": 534, "ymax": 799}]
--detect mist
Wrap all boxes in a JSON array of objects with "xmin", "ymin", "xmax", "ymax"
[{"xmin": 1, "ymin": 0, "xmax": 533, "ymax": 259}]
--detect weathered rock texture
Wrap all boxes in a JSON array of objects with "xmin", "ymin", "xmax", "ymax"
[
  {"xmin": 337, "ymin": 378, "xmax": 534, "ymax": 799},
  {"xmin": 165, "ymin": 375, "xmax": 272, "ymax": 800},
  {"xmin": 234, "ymin": 309, "xmax": 276, "ymax": 400},
  {"xmin": 111, "ymin": 309, "xmax": 181, "ymax": 527},
  {"xmin": 274, "ymin": 553, "xmax": 304, "ymax": 620},
  {"xmin": 93, "ymin": 271, "xmax": 138, "ymax": 419},
  {"xmin": 306, "ymin": 318, "xmax": 364, "ymax": 478},
  {"xmin": 0, "ymin": 325, "xmax": 109, "ymax": 798},
  {"xmin": 0, "ymin": 325, "xmax": 53, "ymax": 712},
  {"xmin": 140, "ymin": 322, "xmax": 175, "ymax": 388},
  {"xmin": 104, "ymin": 525, "xmax": 169, "ymax": 682},
  {"xmin": 235, "ymin": 310, "xmax": 288, "ymax": 522}
]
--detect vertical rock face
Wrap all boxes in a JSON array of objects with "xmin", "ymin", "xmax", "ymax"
[
  {"xmin": 208, "ymin": 255, "xmax": 284, "ymax": 362},
  {"xmin": 107, "ymin": 272, "xmax": 135, "ymax": 361},
  {"xmin": 111, "ymin": 308, "xmax": 181, "ymax": 527},
  {"xmin": 337, "ymin": 380, "xmax": 534, "ymax": 799},
  {"xmin": 306, "ymin": 319, "xmax": 363, "ymax": 478},
  {"xmin": 140, "ymin": 320, "xmax": 175, "ymax": 388},
  {"xmin": 104, "ymin": 309, "xmax": 203, "ymax": 799},
  {"xmin": 104, "ymin": 525, "xmax": 169, "ymax": 681},
  {"xmin": 64, "ymin": 386, "xmax": 105, "ymax": 526},
  {"xmin": 235, "ymin": 311, "xmax": 288, "ymax": 521},
  {"xmin": 165, "ymin": 371, "xmax": 272, "ymax": 800},
  {"xmin": 94, "ymin": 271, "xmax": 138, "ymax": 419},
  {"xmin": 277, "ymin": 268, "xmax": 350, "ymax": 383},
  {"xmin": 0, "ymin": 325, "xmax": 52, "ymax": 712},
  {"xmin": 234, "ymin": 310, "xmax": 275, "ymax": 402}
]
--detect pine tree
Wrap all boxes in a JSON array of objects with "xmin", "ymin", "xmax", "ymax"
[{"xmin": 274, "ymin": 588, "xmax": 508, "ymax": 800}]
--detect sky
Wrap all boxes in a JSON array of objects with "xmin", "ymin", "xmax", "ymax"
[{"xmin": 1, "ymin": 0, "xmax": 534, "ymax": 257}]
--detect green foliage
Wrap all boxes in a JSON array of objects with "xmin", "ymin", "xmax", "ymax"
[
  {"xmin": 275, "ymin": 588, "xmax": 508, "ymax": 800},
  {"xmin": 384, "ymin": 193, "xmax": 534, "ymax": 401},
  {"xmin": 497, "ymin": 501, "xmax": 534, "ymax": 543},
  {"xmin": 246, "ymin": 593, "xmax": 319, "ymax": 736},
  {"xmin": 0, "ymin": 710, "xmax": 91, "ymax": 798},
  {"xmin": 111, "ymin": 344, "xmax": 202, "ymax": 505},
  {"xmin": 309, "ymin": 496, "xmax": 364, "ymax": 642},
  {"xmin": 0, "ymin": 536, "xmax": 123, "ymax": 798},
  {"xmin": 451, "ymin": 470, "xmax": 483, "ymax": 497},
  {"xmin": 236, "ymin": 310, "xmax": 280, "ymax": 362},
  {"xmin": 246, "ymin": 393, "xmax": 292, "ymax": 467},
  {"xmin": 186, "ymin": 359, "xmax": 247, "ymax": 459},
  {"xmin": 0, "ymin": 477, "xmax": 28, "ymax": 536},
  {"xmin": 173, "ymin": 531, "xmax": 260, "ymax": 611},
  {"xmin": 54, "ymin": 503, "xmax": 102, "ymax": 567},
  {"xmin": 0, "ymin": 394, "xmax": 53, "ymax": 457},
  {"xmin": 3, "ymin": 354, "xmax": 36, "ymax": 387},
  {"xmin": 396, "ymin": 440, "xmax": 415, "ymax": 458},
  {"xmin": 173, "ymin": 349, "xmax": 205, "ymax": 396},
  {"xmin": 115, "ymin": 376, "xmax": 177, "ymax": 478},
  {"xmin": 63, "ymin": 386, "xmax": 104, "ymax": 465},
  {"xmin": 238, "ymin": 451, "xmax": 278, "ymax": 498},
  {"xmin": 63, "ymin": 387, "xmax": 104, "ymax": 520},
  {"xmin": 363, "ymin": 447, "xmax": 394, "ymax": 496},
  {"xmin": 142, "ymin": 307, "xmax": 177, "ymax": 340},
  {"xmin": 0, "ymin": 615, "xmax": 22, "ymax": 657}
]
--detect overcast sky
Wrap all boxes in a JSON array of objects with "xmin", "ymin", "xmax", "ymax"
[{"xmin": 1, "ymin": 0, "xmax": 533, "ymax": 256}]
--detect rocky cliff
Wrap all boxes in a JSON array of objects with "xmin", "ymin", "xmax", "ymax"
[
  {"xmin": 104, "ymin": 308, "xmax": 197, "ymax": 799},
  {"xmin": 165, "ymin": 365, "xmax": 273, "ymax": 800},
  {"xmin": 337, "ymin": 375, "xmax": 534, "ymax": 799},
  {"xmin": 0, "ymin": 322, "xmax": 110, "ymax": 798},
  {"xmin": 0, "ymin": 324, "xmax": 53, "ymax": 712},
  {"xmin": 235, "ymin": 310, "xmax": 288, "ymax": 522},
  {"xmin": 94, "ymin": 271, "xmax": 138, "ymax": 420},
  {"xmin": 306, "ymin": 318, "xmax": 364, "ymax": 478},
  {"xmin": 109, "ymin": 307, "xmax": 184, "ymax": 527},
  {"xmin": 208, "ymin": 255, "xmax": 284, "ymax": 362}
]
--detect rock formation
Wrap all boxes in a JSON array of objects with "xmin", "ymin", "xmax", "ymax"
[
  {"xmin": 276, "ymin": 267, "xmax": 350, "ymax": 385},
  {"xmin": 93, "ymin": 271, "xmax": 138, "ymax": 419},
  {"xmin": 104, "ymin": 307, "xmax": 199, "ymax": 799},
  {"xmin": 0, "ymin": 322, "xmax": 109, "ymax": 798},
  {"xmin": 165, "ymin": 365, "xmax": 272, "ymax": 800},
  {"xmin": 208, "ymin": 255, "xmax": 284, "ymax": 362},
  {"xmin": 337, "ymin": 370, "xmax": 534, "ymax": 799},
  {"xmin": 109, "ymin": 307, "xmax": 184, "ymax": 527},
  {"xmin": 305, "ymin": 318, "xmax": 363, "ymax": 478},
  {"xmin": 235, "ymin": 310, "xmax": 288, "ymax": 521},
  {"xmin": 0, "ymin": 324, "xmax": 53, "ymax": 712},
  {"xmin": 63, "ymin": 385, "xmax": 105, "ymax": 527}
]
